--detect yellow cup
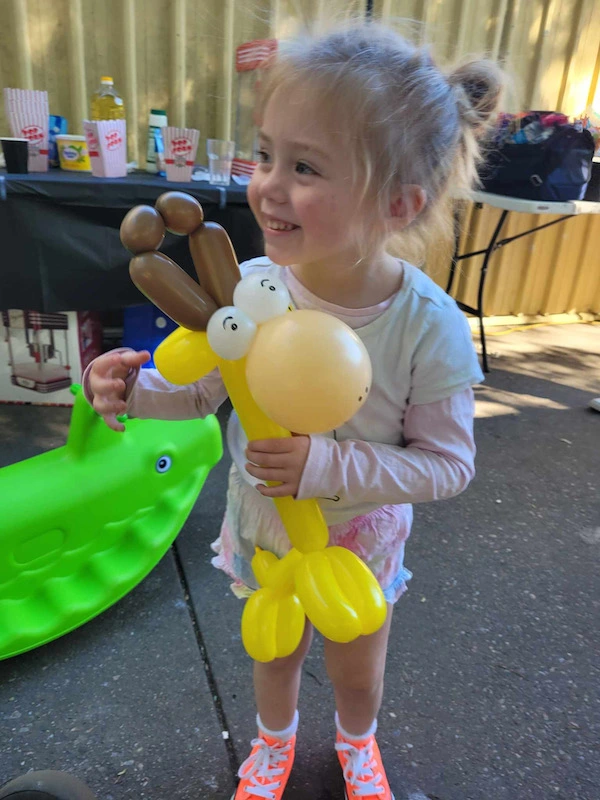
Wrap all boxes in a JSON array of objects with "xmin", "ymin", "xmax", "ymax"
[{"xmin": 56, "ymin": 135, "xmax": 92, "ymax": 172}]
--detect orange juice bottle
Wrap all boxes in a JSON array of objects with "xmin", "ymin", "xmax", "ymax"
[{"xmin": 91, "ymin": 77, "xmax": 125, "ymax": 120}]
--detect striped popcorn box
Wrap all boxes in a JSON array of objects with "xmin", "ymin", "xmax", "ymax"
[
  {"xmin": 4, "ymin": 88, "xmax": 49, "ymax": 172},
  {"xmin": 163, "ymin": 127, "xmax": 199, "ymax": 182},
  {"xmin": 84, "ymin": 120, "xmax": 127, "ymax": 178},
  {"xmin": 83, "ymin": 122, "xmax": 105, "ymax": 177}
]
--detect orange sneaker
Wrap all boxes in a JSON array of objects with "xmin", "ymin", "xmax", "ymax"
[
  {"xmin": 232, "ymin": 732, "xmax": 296, "ymax": 800},
  {"xmin": 335, "ymin": 730, "xmax": 395, "ymax": 800}
]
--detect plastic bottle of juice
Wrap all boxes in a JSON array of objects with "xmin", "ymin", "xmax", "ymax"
[{"xmin": 91, "ymin": 77, "xmax": 126, "ymax": 120}]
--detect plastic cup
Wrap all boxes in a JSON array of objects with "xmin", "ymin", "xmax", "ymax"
[
  {"xmin": 207, "ymin": 139, "xmax": 235, "ymax": 186},
  {"xmin": 1, "ymin": 138, "xmax": 29, "ymax": 173}
]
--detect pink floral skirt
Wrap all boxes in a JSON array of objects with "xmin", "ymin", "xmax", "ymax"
[{"xmin": 211, "ymin": 465, "xmax": 413, "ymax": 604}]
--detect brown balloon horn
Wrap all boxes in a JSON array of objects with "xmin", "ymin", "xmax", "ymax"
[
  {"xmin": 120, "ymin": 191, "xmax": 243, "ymax": 333},
  {"xmin": 189, "ymin": 222, "xmax": 242, "ymax": 307},
  {"xmin": 129, "ymin": 251, "xmax": 217, "ymax": 331}
]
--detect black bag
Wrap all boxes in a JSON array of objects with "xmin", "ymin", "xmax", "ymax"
[{"xmin": 480, "ymin": 112, "xmax": 595, "ymax": 202}]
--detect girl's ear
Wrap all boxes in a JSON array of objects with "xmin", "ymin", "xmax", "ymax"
[{"xmin": 388, "ymin": 186, "xmax": 427, "ymax": 229}]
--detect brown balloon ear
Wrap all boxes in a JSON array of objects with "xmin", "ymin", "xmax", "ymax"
[
  {"xmin": 189, "ymin": 222, "xmax": 241, "ymax": 307},
  {"xmin": 155, "ymin": 192, "xmax": 204, "ymax": 235},
  {"xmin": 129, "ymin": 252, "xmax": 217, "ymax": 331},
  {"xmin": 121, "ymin": 205, "xmax": 166, "ymax": 254}
]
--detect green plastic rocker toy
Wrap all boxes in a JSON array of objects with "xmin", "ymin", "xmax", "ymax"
[{"xmin": 0, "ymin": 384, "xmax": 222, "ymax": 660}]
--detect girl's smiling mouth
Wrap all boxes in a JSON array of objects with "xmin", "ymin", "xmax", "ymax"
[{"xmin": 263, "ymin": 216, "xmax": 300, "ymax": 234}]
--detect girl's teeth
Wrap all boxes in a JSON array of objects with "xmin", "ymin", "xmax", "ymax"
[{"xmin": 268, "ymin": 221, "xmax": 295, "ymax": 231}]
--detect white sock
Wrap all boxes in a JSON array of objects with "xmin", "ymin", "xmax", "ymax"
[
  {"xmin": 335, "ymin": 711, "xmax": 377, "ymax": 741},
  {"xmin": 257, "ymin": 709, "xmax": 299, "ymax": 741}
]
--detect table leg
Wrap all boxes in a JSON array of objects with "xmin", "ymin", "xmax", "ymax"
[
  {"xmin": 445, "ymin": 205, "xmax": 463, "ymax": 295},
  {"xmin": 476, "ymin": 209, "xmax": 509, "ymax": 372},
  {"xmin": 448, "ymin": 204, "xmax": 577, "ymax": 373}
]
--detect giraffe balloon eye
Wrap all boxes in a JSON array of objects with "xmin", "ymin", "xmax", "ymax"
[
  {"xmin": 233, "ymin": 273, "xmax": 290, "ymax": 324},
  {"xmin": 207, "ymin": 306, "xmax": 257, "ymax": 360}
]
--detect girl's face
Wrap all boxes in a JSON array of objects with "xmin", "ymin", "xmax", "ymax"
[{"xmin": 248, "ymin": 86, "xmax": 374, "ymax": 272}]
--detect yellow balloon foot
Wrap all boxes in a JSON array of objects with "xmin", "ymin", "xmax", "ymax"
[{"xmin": 241, "ymin": 586, "xmax": 305, "ymax": 662}]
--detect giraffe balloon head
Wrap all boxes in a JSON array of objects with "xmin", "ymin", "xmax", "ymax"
[{"xmin": 121, "ymin": 192, "xmax": 372, "ymax": 435}]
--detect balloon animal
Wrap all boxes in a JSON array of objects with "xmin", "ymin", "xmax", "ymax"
[
  {"xmin": 0, "ymin": 384, "xmax": 221, "ymax": 660},
  {"xmin": 120, "ymin": 192, "xmax": 387, "ymax": 662}
]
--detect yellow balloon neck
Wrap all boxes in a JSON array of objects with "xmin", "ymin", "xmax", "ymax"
[{"xmin": 218, "ymin": 357, "xmax": 329, "ymax": 552}]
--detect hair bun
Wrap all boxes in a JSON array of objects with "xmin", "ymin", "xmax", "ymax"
[{"xmin": 448, "ymin": 60, "xmax": 504, "ymax": 133}]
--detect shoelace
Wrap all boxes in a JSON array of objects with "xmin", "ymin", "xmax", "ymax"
[
  {"xmin": 237, "ymin": 737, "xmax": 292, "ymax": 799},
  {"xmin": 335, "ymin": 739, "xmax": 385, "ymax": 797}
]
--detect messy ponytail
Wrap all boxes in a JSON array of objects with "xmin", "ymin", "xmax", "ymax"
[
  {"xmin": 256, "ymin": 22, "xmax": 506, "ymax": 261},
  {"xmin": 447, "ymin": 59, "xmax": 505, "ymax": 199}
]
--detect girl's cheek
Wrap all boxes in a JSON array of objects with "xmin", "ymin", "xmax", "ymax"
[{"xmin": 247, "ymin": 181, "xmax": 259, "ymax": 215}]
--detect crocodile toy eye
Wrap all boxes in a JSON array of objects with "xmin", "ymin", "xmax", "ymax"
[
  {"xmin": 207, "ymin": 306, "xmax": 257, "ymax": 360},
  {"xmin": 233, "ymin": 274, "xmax": 290, "ymax": 323},
  {"xmin": 156, "ymin": 455, "xmax": 172, "ymax": 473}
]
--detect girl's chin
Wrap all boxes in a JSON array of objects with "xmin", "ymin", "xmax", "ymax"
[{"xmin": 264, "ymin": 243, "xmax": 296, "ymax": 266}]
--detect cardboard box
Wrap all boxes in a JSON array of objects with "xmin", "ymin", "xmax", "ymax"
[{"xmin": 0, "ymin": 310, "xmax": 103, "ymax": 406}]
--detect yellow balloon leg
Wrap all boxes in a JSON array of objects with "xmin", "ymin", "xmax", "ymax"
[
  {"xmin": 294, "ymin": 548, "xmax": 387, "ymax": 642},
  {"xmin": 252, "ymin": 547, "xmax": 303, "ymax": 591},
  {"xmin": 242, "ymin": 588, "xmax": 306, "ymax": 662},
  {"xmin": 294, "ymin": 550, "xmax": 363, "ymax": 642},
  {"xmin": 242, "ymin": 549, "xmax": 306, "ymax": 662},
  {"xmin": 324, "ymin": 547, "xmax": 387, "ymax": 636},
  {"xmin": 218, "ymin": 358, "xmax": 329, "ymax": 553}
]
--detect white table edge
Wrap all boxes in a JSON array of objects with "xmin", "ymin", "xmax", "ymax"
[{"xmin": 467, "ymin": 190, "xmax": 600, "ymax": 216}]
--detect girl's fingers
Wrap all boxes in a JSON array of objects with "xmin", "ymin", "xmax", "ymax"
[
  {"xmin": 93, "ymin": 396, "xmax": 127, "ymax": 416},
  {"xmin": 102, "ymin": 414, "xmax": 126, "ymax": 433},
  {"xmin": 245, "ymin": 463, "xmax": 286, "ymax": 482},
  {"xmin": 120, "ymin": 349, "xmax": 151, "ymax": 368},
  {"xmin": 256, "ymin": 483, "xmax": 293, "ymax": 498},
  {"xmin": 93, "ymin": 350, "xmax": 150, "ymax": 381},
  {"xmin": 247, "ymin": 438, "xmax": 294, "ymax": 455},
  {"xmin": 90, "ymin": 376, "xmax": 126, "ymax": 397},
  {"xmin": 245, "ymin": 451, "xmax": 290, "ymax": 469},
  {"xmin": 91, "ymin": 353, "xmax": 123, "ymax": 380}
]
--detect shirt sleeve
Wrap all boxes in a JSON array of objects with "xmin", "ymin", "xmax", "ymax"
[
  {"xmin": 82, "ymin": 347, "xmax": 228, "ymax": 420},
  {"xmin": 126, "ymin": 366, "xmax": 228, "ymax": 420},
  {"xmin": 409, "ymin": 303, "xmax": 484, "ymax": 405},
  {"xmin": 296, "ymin": 387, "xmax": 477, "ymax": 506}
]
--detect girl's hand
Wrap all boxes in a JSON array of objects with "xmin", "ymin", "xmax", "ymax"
[
  {"xmin": 245, "ymin": 435, "xmax": 310, "ymax": 498},
  {"xmin": 89, "ymin": 350, "xmax": 150, "ymax": 432}
]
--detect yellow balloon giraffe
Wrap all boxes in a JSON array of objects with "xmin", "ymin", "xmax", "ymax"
[{"xmin": 120, "ymin": 191, "xmax": 387, "ymax": 662}]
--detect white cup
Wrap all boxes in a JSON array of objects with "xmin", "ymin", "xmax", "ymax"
[{"xmin": 206, "ymin": 139, "xmax": 235, "ymax": 186}]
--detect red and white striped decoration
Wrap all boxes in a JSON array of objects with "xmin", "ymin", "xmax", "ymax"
[
  {"xmin": 236, "ymin": 39, "xmax": 277, "ymax": 72},
  {"xmin": 231, "ymin": 157, "xmax": 257, "ymax": 178}
]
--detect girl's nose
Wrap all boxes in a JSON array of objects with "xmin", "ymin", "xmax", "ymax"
[{"xmin": 258, "ymin": 164, "xmax": 287, "ymax": 205}]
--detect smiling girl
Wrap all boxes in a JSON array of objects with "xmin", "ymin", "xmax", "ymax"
[{"xmin": 85, "ymin": 20, "xmax": 504, "ymax": 800}]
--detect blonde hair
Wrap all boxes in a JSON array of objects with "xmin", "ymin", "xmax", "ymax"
[{"xmin": 256, "ymin": 22, "xmax": 505, "ymax": 261}]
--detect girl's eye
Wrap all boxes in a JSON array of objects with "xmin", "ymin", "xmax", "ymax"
[
  {"xmin": 295, "ymin": 161, "xmax": 316, "ymax": 175},
  {"xmin": 256, "ymin": 149, "xmax": 270, "ymax": 163}
]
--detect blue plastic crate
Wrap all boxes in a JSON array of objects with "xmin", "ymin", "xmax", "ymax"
[{"xmin": 122, "ymin": 304, "xmax": 177, "ymax": 368}]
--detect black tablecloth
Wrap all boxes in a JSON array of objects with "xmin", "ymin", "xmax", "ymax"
[{"xmin": 0, "ymin": 170, "xmax": 264, "ymax": 311}]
